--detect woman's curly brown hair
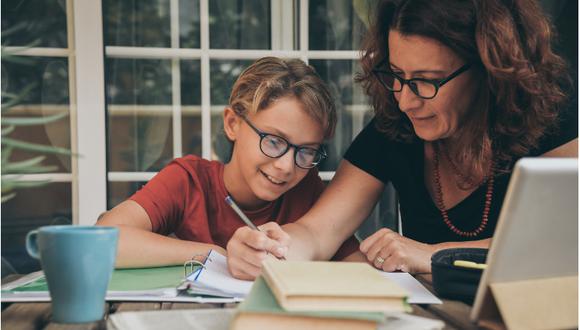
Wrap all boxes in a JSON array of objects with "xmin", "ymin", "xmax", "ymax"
[{"xmin": 357, "ymin": 0, "xmax": 570, "ymax": 173}]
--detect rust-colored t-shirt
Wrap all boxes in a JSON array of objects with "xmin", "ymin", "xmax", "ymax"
[{"xmin": 130, "ymin": 155, "xmax": 358, "ymax": 260}]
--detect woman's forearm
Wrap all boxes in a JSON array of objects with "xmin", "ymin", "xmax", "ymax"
[{"xmin": 281, "ymin": 222, "xmax": 321, "ymax": 260}]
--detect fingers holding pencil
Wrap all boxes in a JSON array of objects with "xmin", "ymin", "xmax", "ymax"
[{"xmin": 226, "ymin": 224, "xmax": 289, "ymax": 280}]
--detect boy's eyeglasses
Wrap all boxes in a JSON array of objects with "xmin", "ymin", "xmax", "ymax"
[
  {"xmin": 239, "ymin": 115, "xmax": 327, "ymax": 169},
  {"xmin": 372, "ymin": 59, "xmax": 471, "ymax": 99}
]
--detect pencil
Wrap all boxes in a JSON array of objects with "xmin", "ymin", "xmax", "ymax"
[{"xmin": 224, "ymin": 195, "xmax": 286, "ymax": 260}]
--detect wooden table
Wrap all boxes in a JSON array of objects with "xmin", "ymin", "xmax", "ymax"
[{"xmin": 1, "ymin": 274, "xmax": 479, "ymax": 330}]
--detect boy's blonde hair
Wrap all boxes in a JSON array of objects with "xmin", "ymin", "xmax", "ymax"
[{"xmin": 229, "ymin": 57, "xmax": 336, "ymax": 139}]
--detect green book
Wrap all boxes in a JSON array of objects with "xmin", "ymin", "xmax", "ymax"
[{"xmin": 230, "ymin": 276, "xmax": 385, "ymax": 330}]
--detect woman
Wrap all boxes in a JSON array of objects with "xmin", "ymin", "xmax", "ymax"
[{"xmin": 226, "ymin": 0, "xmax": 578, "ymax": 280}]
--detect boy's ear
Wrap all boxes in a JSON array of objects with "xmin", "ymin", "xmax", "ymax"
[{"xmin": 223, "ymin": 107, "xmax": 241, "ymax": 141}]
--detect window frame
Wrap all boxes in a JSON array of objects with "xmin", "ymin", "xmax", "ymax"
[{"xmin": 6, "ymin": 0, "xmax": 372, "ymax": 225}]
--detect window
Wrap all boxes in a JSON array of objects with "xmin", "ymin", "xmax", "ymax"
[
  {"xmin": 102, "ymin": 0, "xmax": 375, "ymax": 205},
  {"xmin": 2, "ymin": 0, "xmax": 384, "ymax": 273},
  {"xmin": 2, "ymin": 0, "xmax": 73, "ymax": 273}
]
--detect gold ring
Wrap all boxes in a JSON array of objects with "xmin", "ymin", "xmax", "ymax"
[{"xmin": 375, "ymin": 256, "xmax": 385, "ymax": 265}]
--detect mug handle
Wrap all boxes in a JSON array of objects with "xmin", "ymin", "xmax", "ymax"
[{"xmin": 26, "ymin": 230, "xmax": 40, "ymax": 259}]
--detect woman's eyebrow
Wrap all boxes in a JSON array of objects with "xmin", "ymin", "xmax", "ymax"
[{"xmin": 389, "ymin": 62, "xmax": 447, "ymax": 74}]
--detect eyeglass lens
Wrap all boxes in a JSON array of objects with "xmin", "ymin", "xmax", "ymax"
[
  {"xmin": 260, "ymin": 135, "xmax": 320, "ymax": 169},
  {"xmin": 377, "ymin": 72, "xmax": 437, "ymax": 98}
]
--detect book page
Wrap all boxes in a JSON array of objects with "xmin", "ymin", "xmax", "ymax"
[
  {"xmin": 379, "ymin": 272, "xmax": 442, "ymax": 305},
  {"xmin": 186, "ymin": 250, "xmax": 253, "ymax": 297}
]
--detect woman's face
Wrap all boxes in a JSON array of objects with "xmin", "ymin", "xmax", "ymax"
[{"xmin": 387, "ymin": 30, "xmax": 479, "ymax": 141}]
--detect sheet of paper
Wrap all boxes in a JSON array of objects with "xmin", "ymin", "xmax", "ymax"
[
  {"xmin": 379, "ymin": 272, "xmax": 442, "ymax": 305},
  {"xmin": 108, "ymin": 308, "xmax": 443, "ymax": 330},
  {"xmin": 185, "ymin": 250, "xmax": 253, "ymax": 298},
  {"xmin": 381, "ymin": 311, "xmax": 444, "ymax": 330},
  {"xmin": 0, "ymin": 290, "xmax": 243, "ymax": 303},
  {"xmin": 109, "ymin": 308, "xmax": 236, "ymax": 330}
]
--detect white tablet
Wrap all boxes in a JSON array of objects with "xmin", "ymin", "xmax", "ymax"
[{"xmin": 471, "ymin": 157, "xmax": 578, "ymax": 321}]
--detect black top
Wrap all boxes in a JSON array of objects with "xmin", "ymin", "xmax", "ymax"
[{"xmin": 344, "ymin": 109, "xmax": 577, "ymax": 244}]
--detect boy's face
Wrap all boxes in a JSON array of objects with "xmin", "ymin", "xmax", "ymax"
[{"xmin": 224, "ymin": 97, "xmax": 325, "ymax": 209}]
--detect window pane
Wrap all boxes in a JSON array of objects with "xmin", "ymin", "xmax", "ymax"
[
  {"xmin": 181, "ymin": 59, "xmax": 202, "ymax": 156},
  {"xmin": 180, "ymin": 60, "xmax": 202, "ymax": 105},
  {"xmin": 108, "ymin": 181, "xmax": 148, "ymax": 208},
  {"xmin": 210, "ymin": 59, "xmax": 253, "ymax": 104},
  {"xmin": 106, "ymin": 59, "xmax": 172, "ymax": 105},
  {"xmin": 106, "ymin": 59, "xmax": 173, "ymax": 172},
  {"xmin": 310, "ymin": 59, "xmax": 371, "ymax": 171},
  {"xmin": 2, "ymin": 56, "xmax": 71, "ymax": 172},
  {"xmin": 103, "ymin": 0, "xmax": 171, "ymax": 47},
  {"xmin": 2, "ymin": 183, "xmax": 72, "ymax": 274},
  {"xmin": 209, "ymin": 0, "xmax": 271, "ymax": 49},
  {"xmin": 179, "ymin": 0, "xmax": 201, "ymax": 48},
  {"xmin": 1, "ymin": 0, "xmax": 67, "ymax": 48},
  {"xmin": 308, "ymin": 0, "xmax": 368, "ymax": 51},
  {"xmin": 211, "ymin": 111, "xmax": 232, "ymax": 162}
]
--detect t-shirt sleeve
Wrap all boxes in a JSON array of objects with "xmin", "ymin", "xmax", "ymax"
[
  {"xmin": 129, "ymin": 162, "xmax": 189, "ymax": 234},
  {"xmin": 331, "ymin": 236, "xmax": 360, "ymax": 261},
  {"xmin": 343, "ymin": 118, "xmax": 391, "ymax": 183}
]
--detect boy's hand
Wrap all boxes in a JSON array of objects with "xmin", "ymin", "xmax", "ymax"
[{"xmin": 226, "ymin": 222, "xmax": 290, "ymax": 280}]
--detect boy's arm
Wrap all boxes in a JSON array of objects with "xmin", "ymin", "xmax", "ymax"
[{"xmin": 97, "ymin": 200, "xmax": 226, "ymax": 268}]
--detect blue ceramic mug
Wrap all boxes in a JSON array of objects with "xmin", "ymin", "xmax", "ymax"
[{"xmin": 26, "ymin": 225, "xmax": 119, "ymax": 323}]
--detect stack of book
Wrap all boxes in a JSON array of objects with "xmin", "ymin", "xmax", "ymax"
[{"xmin": 230, "ymin": 259, "xmax": 410, "ymax": 330}]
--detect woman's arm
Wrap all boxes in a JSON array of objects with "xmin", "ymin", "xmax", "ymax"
[
  {"xmin": 226, "ymin": 160, "xmax": 385, "ymax": 279},
  {"xmin": 541, "ymin": 138, "xmax": 578, "ymax": 157},
  {"xmin": 97, "ymin": 200, "xmax": 226, "ymax": 268},
  {"xmin": 282, "ymin": 160, "xmax": 385, "ymax": 260}
]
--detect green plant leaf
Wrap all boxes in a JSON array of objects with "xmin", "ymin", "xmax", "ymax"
[
  {"xmin": 1, "ymin": 112, "xmax": 68, "ymax": 126},
  {"xmin": 2, "ymin": 155, "xmax": 59, "ymax": 174},
  {"xmin": 1, "ymin": 179, "xmax": 51, "ymax": 191},
  {"xmin": 1, "ymin": 125, "xmax": 15, "ymax": 136},
  {"xmin": 1, "ymin": 146, "xmax": 13, "ymax": 163},
  {"xmin": 1, "ymin": 83, "xmax": 37, "ymax": 112},
  {"xmin": 1, "ymin": 137, "xmax": 74, "ymax": 155},
  {"xmin": 1, "ymin": 192, "xmax": 16, "ymax": 203}
]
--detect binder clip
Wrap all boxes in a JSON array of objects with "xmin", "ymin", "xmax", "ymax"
[{"xmin": 183, "ymin": 253, "xmax": 212, "ymax": 278}]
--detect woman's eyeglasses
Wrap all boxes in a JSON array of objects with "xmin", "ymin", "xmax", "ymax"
[
  {"xmin": 239, "ymin": 115, "xmax": 326, "ymax": 169},
  {"xmin": 372, "ymin": 59, "xmax": 471, "ymax": 99}
]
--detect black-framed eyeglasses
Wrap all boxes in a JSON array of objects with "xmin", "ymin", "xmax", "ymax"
[
  {"xmin": 372, "ymin": 58, "xmax": 471, "ymax": 99},
  {"xmin": 239, "ymin": 115, "xmax": 327, "ymax": 169}
]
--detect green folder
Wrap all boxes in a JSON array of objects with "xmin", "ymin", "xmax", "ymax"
[{"xmin": 10, "ymin": 266, "xmax": 184, "ymax": 292}]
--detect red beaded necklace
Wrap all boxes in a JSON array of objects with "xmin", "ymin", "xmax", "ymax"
[{"xmin": 432, "ymin": 143, "xmax": 495, "ymax": 237}]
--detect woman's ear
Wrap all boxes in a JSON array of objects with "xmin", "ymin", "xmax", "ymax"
[{"xmin": 223, "ymin": 107, "xmax": 241, "ymax": 142}]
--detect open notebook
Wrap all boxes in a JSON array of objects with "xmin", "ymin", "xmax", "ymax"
[{"xmin": 180, "ymin": 249, "xmax": 253, "ymax": 298}]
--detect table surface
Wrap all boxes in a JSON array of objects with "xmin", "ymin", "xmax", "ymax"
[{"xmin": 1, "ymin": 274, "xmax": 479, "ymax": 330}]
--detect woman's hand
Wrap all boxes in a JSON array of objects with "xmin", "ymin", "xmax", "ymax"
[
  {"xmin": 226, "ymin": 222, "xmax": 290, "ymax": 280},
  {"xmin": 359, "ymin": 228, "xmax": 436, "ymax": 274}
]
